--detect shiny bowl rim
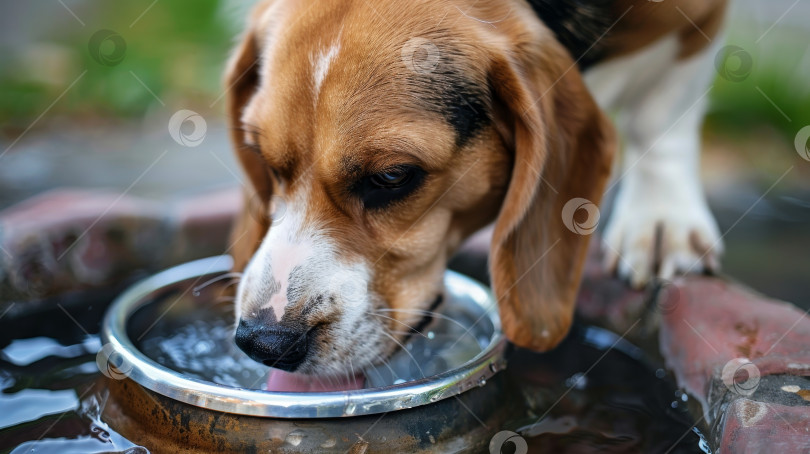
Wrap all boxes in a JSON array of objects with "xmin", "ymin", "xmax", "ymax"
[{"xmin": 100, "ymin": 255, "xmax": 508, "ymax": 418}]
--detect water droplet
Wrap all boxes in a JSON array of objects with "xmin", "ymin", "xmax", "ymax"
[
  {"xmin": 671, "ymin": 401, "xmax": 679, "ymax": 409},
  {"xmin": 427, "ymin": 331, "xmax": 435, "ymax": 339},
  {"xmin": 478, "ymin": 377, "xmax": 487, "ymax": 387},
  {"xmin": 565, "ymin": 372, "xmax": 587, "ymax": 389},
  {"xmin": 655, "ymin": 368, "xmax": 666, "ymax": 378},
  {"xmin": 321, "ymin": 438, "xmax": 337, "ymax": 448},
  {"xmin": 681, "ymin": 393, "xmax": 688, "ymax": 402}
]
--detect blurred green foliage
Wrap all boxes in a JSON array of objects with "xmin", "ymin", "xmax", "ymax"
[
  {"xmin": 0, "ymin": 0, "xmax": 236, "ymax": 125},
  {"xmin": 707, "ymin": 26, "xmax": 810, "ymax": 140},
  {"xmin": 1, "ymin": 1, "xmax": 808, "ymax": 146}
]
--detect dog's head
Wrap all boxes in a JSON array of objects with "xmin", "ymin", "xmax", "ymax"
[{"xmin": 226, "ymin": 0, "xmax": 615, "ymax": 379}]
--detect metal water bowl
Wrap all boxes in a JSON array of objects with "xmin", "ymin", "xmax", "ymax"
[{"xmin": 99, "ymin": 256, "xmax": 508, "ymax": 420}]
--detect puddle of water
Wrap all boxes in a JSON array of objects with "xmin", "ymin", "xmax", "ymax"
[{"xmin": 0, "ymin": 288, "xmax": 706, "ymax": 453}]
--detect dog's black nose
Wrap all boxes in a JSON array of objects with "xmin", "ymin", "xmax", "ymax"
[{"xmin": 234, "ymin": 319, "xmax": 309, "ymax": 371}]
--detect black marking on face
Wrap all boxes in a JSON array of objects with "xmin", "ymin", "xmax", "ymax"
[
  {"xmin": 441, "ymin": 77, "xmax": 490, "ymax": 147},
  {"xmin": 280, "ymin": 265, "xmax": 321, "ymax": 324},
  {"xmin": 404, "ymin": 43, "xmax": 491, "ymax": 148},
  {"xmin": 298, "ymin": 294, "xmax": 326, "ymax": 319},
  {"xmin": 525, "ymin": 0, "xmax": 615, "ymax": 69},
  {"xmin": 252, "ymin": 307, "xmax": 278, "ymax": 324}
]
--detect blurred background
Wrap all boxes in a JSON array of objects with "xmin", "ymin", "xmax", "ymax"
[{"xmin": 1, "ymin": 0, "xmax": 808, "ymax": 303}]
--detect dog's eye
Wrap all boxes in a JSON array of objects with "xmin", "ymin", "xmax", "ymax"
[
  {"xmin": 370, "ymin": 169, "xmax": 411, "ymax": 188},
  {"xmin": 356, "ymin": 165, "xmax": 425, "ymax": 209}
]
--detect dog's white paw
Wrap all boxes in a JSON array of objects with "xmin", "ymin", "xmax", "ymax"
[{"xmin": 603, "ymin": 181, "xmax": 723, "ymax": 288}]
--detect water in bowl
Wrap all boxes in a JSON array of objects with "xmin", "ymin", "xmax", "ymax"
[{"xmin": 135, "ymin": 276, "xmax": 494, "ymax": 390}]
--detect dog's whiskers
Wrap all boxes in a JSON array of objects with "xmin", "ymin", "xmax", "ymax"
[
  {"xmin": 369, "ymin": 349, "xmax": 398, "ymax": 379},
  {"xmin": 375, "ymin": 308, "xmax": 479, "ymax": 343},
  {"xmin": 192, "ymin": 272, "xmax": 242, "ymax": 296},
  {"xmin": 213, "ymin": 295, "xmax": 238, "ymax": 305},
  {"xmin": 367, "ymin": 312, "xmax": 427, "ymax": 338},
  {"xmin": 380, "ymin": 330, "xmax": 425, "ymax": 379}
]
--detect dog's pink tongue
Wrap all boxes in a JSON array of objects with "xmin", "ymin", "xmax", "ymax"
[{"xmin": 266, "ymin": 369, "xmax": 365, "ymax": 392}]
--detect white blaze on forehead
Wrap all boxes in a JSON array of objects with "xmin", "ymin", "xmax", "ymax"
[
  {"xmin": 311, "ymin": 38, "xmax": 341, "ymax": 102},
  {"xmin": 238, "ymin": 190, "xmax": 317, "ymax": 319}
]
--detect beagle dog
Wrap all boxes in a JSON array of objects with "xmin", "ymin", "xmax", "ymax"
[{"xmin": 226, "ymin": 0, "xmax": 727, "ymax": 388}]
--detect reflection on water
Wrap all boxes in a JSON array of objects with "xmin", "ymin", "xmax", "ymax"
[
  {"xmin": 510, "ymin": 326, "xmax": 706, "ymax": 453},
  {"xmin": 136, "ymin": 275, "xmax": 494, "ymax": 389},
  {"xmin": 1, "ymin": 283, "xmax": 707, "ymax": 453},
  {"xmin": 139, "ymin": 316, "xmax": 266, "ymax": 388}
]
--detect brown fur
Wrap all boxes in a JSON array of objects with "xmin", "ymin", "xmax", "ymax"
[
  {"xmin": 603, "ymin": 0, "xmax": 729, "ymax": 61},
  {"xmin": 226, "ymin": 0, "xmax": 718, "ymax": 355}
]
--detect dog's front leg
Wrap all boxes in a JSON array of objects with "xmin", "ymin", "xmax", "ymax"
[{"xmin": 588, "ymin": 35, "xmax": 724, "ymax": 287}]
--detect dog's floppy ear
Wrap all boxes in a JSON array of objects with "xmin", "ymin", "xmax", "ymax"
[
  {"xmin": 225, "ymin": 3, "xmax": 274, "ymax": 272},
  {"xmin": 488, "ymin": 39, "xmax": 616, "ymax": 351}
]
